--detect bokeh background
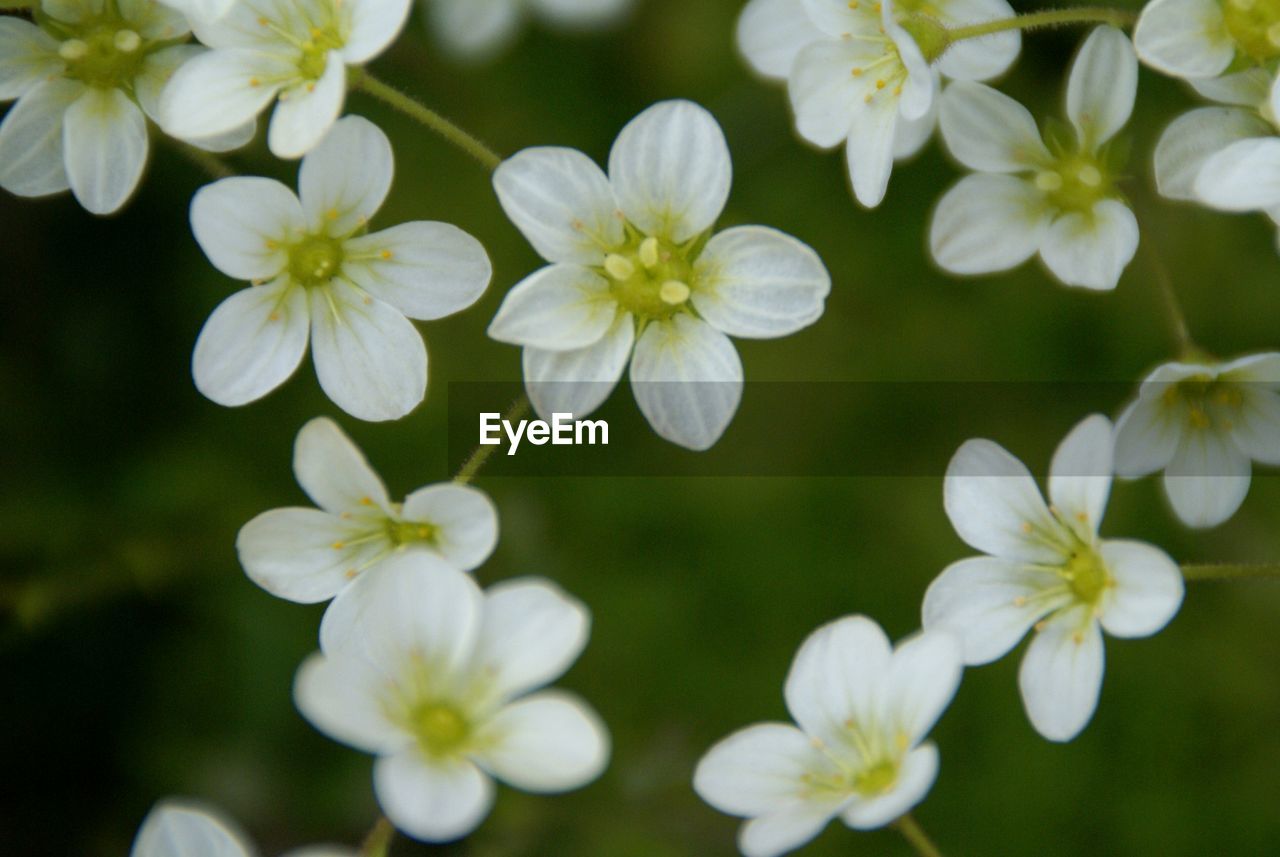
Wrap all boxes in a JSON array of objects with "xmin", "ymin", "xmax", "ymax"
[{"xmin": 3, "ymin": 0, "xmax": 1280, "ymax": 854}]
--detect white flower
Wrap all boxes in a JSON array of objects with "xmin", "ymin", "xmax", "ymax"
[
  {"xmin": 424, "ymin": 0, "xmax": 632, "ymax": 60},
  {"xmin": 930, "ymin": 27, "xmax": 1140, "ymax": 290},
  {"xmin": 488, "ymin": 99, "xmax": 830, "ymax": 451},
  {"xmin": 693, "ymin": 616, "xmax": 962, "ymax": 857},
  {"xmin": 157, "ymin": 0, "xmax": 236, "ymax": 23},
  {"xmin": 295, "ymin": 555, "xmax": 609, "ymax": 843},
  {"xmin": 1134, "ymin": 0, "xmax": 1280, "ymax": 85},
  {"xmin": 1114, "ymin": 353, "xmax": 1280, "ymax": 528},
  {"xmin": 190, "ymin": 115, "xmax": 491, "ymax": 421},
  {"xmin": 237, "ymin": 416, "xmax": 499, "ymax": 603},
  {"xmin": 742, "ymin": 0, "xmax": 1018, "ymax": 208},
  {"xmin": 159, "ymin": 0, "xmax": 411, "ymax": 158},
  {"xmin": 923, "ymin": 414, "xmax": 1185, "ymax": 742},
  {"xmin": 0, "ymin": 0, "xmax": 250, "ymax": 215},
  {"xmin": 131, "ymin": 799, "xmax": 354, "ymax": 857}
]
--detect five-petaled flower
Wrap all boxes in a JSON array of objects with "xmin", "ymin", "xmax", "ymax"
[
  {"xmin": 131, "ymin": 799, "xmax": 355, "ymax": 857},
  {"xmin": 1135, "ymin": 0, "xmax": 1280, "ymax": 89},
  {"xmin": 423, "ymin": 0, "xmax": 633, "ymax": 60},
  {"xmin": 931, "ymin": 26, "xmax": 1140, "ymax": 290},
  {"xmin": 190, "ymin": 115, "xmax": 491, "ymax": 421},
  {"xmin": 694, "ymin": 616, "xmax": 963, "ymax": 857},
  {"xmin": 488, "ymin": 99, "xmax": 831, "ymax": 451},
  {"xmin": 295, "ymin": 555, "xmax": 609, "ymax": 843},
  {"xmin": 159, "ymin": 0, "xmax": 411, "ymax": 158},
  {"xmin": 0, "ymin": 0, "xmax": 251, "ymax": 215},
  {"xmin": 1114, "ymin": 352, "xmax": 1280, "ymax": 528},
  {"xmin": 923, "ymin": 414, "xmax": 1185, "ymax": 742},
  {"xmin": 237, "ymin": 416, "xmax": 499, "ymax": 603}
]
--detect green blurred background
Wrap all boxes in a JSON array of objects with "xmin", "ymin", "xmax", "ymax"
[{"xmin": 3, "ymin": 0, "xmax": 1280, "ymax": 854}]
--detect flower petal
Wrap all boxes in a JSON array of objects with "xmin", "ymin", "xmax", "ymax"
[
  {"xmin": 1098, "ymin": 540, "xmax": 1184, "ymax": 638},
  {"xmin": 63, "ymin": 87, "xmax": 149, "ymax": 215},
  {"xmin": 237, "ymin": 507, "xmax": 387, "ymax": 603},
  {"xmin": 923, "ymin": 557, "xmax": 1069, "ymax": 665},
  {"xmin": 933, "ymin": 0, "xmax": 1020, "ymax": 82},
  {"xmin": 939, "ymin": 81, "xmax": 1050, "ymax": 173},
  {"xmin": 1217, "ymin": 352, "xmax": 1280, "ymax": 386},
  {"xmin": 400, "ymin": 483, "xmax": 498, "ymax": 571},
  {"xmin": 1231, "ymin": 388, "xmax": 1280, "ymax": 465},
  {"xmin": 293, "ymin": 652, "xmax": 405, "ymax": 753},
  {"xmin": 608, "ymin": 99, "xmax": 732, "ymax": 242},
  {"xmin": 1133, "ymin": 0, "xmax": 1233, "ymax": 80},
  {"xmin": 309, "ymin": 280, "xmax": 428, "ymax": 421},
  {"xmin": 691, "ymin": 226, "xmax": 830, "ymax": 339},
  {"xmin": 1154, "ymin": 107, "xmax": 1270, "ymax": 202},
  {"xmin": 0, "ymin": 17, "xmax": 61, "ymax": 100},
  {"xmin": 0, "ymin": 78, "xmax": 81, "ymax": 198},
  {"xmin": 268, "ymin": 51, "xmax": 345, "ymax": 159},
  {"xmin": 738, "ymin": 800, "xmax": 844, "ymax": 857},
  {"xmin": 1113, "ymin": 397, "xmax": 1182, "ymax": 477},
  {"xmin": 342, "ymin": 0, "xmax": 411, "ymax": 63},
  {"xmin": 523, "ymin": 313, "xmax": 634, "ymax": 420},
  {"xmin": 1066, "ymin": 26, "xmax": 1137, "ymax": 150},
  {"xmin": 488, "ymin": 264, "xmax": 616, "ymax": 351},
  {"xmin": 784, "ymin": 615, "xmax": 891, "ymax": 747},
  {"xmin": 1018, "ymin": 608, "xmax": 1105, "ymax": 742},
  {"xmin": 470, "ymin": 577, "xmax": 590, "ymax": 701},
  {"xmin": 882, "ymin": 630, "xmax": 963, "ymax": 742},
  {"xmin": 694, "ymin": 722, "xmax": 839, "ymax": 818},
  {"xmin": 493, "ymin": 146, "xmax": 623, "ymax": 265},
  {"xmin": 1047, "ymin": 414, "xmax": 1113, "ymax": 541},
  {"xmin": 736, "ymin": 0, "xmax": 823, "ymax": 80},
  {"xmin": 1039, "ymin": 199, "xmax": 1139, "ymax": 291},
  {"xmin": 840, "ymin": 743, "xmax": 938, "ymax": 829},
  {"xmin": 427, "ymin": 0, "xmax": 522, "ymax": 58},
  {"xmin": 930, "ymin": 174, "xmax": 1049, "ymax": 275},
  {"xmin": 292, "ymin": 415, "xmax": 392, "ymax": 515},
  {"xmin": 845, "ymin": 98, "xmax": 898, "ymax": 208},
  {"xmin": 630, "ymin": 315, "xmax": 743, "ymax": 450},
  {"xmin": 343, "ymin": 222, "xmax": 491, "ymax": 321},
  {"xmin": 299, "ymin": 114, "xmax": 393, "ymax": 234},
  {"xmin": 374, "ymin": 752, "xmax": 494, "ymax": 843},
  {"xmin": 1163, "ymin": 428, "xmax": 1252, "ymax": 528},
  {"xmin": 789, "ymin": 39, "xmax": 864, "ymax": 149},
  {"xmin": 160, "ymin": 47, "xmax": 290, "ymax": 142},
  {"xmin": 130, "ymin": 801, "xmax": 252, "ymax": 857},
  {"xmin": 474, "ymin": 691, "xmax": 609, "ymax": 792},
  {"xmin": 192, "ymin": 279, "xmax": 310, "ymax": 407},
  {"xmin": 1189, "ymin": 68, "xmax": 1271, "ymax": 106},
  {"xmin": 189, "ymin": 176, "xmax": 304, "ymax": 281},
  {"xmin": 1194, "ymin": 137, "xmax": 1280, "ymax": 212}
]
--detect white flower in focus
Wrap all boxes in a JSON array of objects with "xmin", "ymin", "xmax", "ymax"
[
  {"xmin": 1114, "ymin": 353, "xmax": 1280, "ymax": 528},
  {"xmin": 190, "ymin": 116, "xmax": 491, "ymax": 421},
  {"xmin": 0, "ymin": 0, "xmax": 250, "ymax": 214},
  {"xmin": 930, "ymin": 27, "xmax": 1139, "ymax": 290},
  {"xmin": 923, "ymin": 414, "xmax": 1185, "ymax": 742},
  {"xmin": 1134, "ymin": 0, "xmax": 1280, "ymax": 83},
  {"xmin": 296, "ymin": 555, "xmax": 609, "ymax": 843},
  {"xmin": 237, "ymin": 417, "xmax": 499, "ymax": 603},
  {"xmin": 425, "ymin": 0, "xmax": 633, "ymax": 60},
  {"xmin": 694, "ymin": 616, "xmax": 962, "ymax": 857},
  {"xmin": 131, "ymin": 799, "xmax": 355, "ymax": 857},
  {"xmin": 159, "ymin": 0, "xmax": 411, "ymax": 158},
  {"xmin": 489, "ymin": 99, "xmax": 830, "ymax": 451}
]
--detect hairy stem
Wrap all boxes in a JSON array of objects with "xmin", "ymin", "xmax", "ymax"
[
  {"xmin": 358, "ymin": 817, "xmax": 394, "ymax": 857},
  {"xmin": 453, "ymin": 394, "xmax": 531, "ymax": 485},
  {"xmin": 354, "ymin": 70, "xmax": 503, "ymax": 171},
  {"xmin": 947, "ymin": 7, "xmax": 1137, "ymax": 42},
  {"xmin": 1182, "ymin": 563, "xmax": 1280, "ymax": 582},
  {"xmin": 895, "ymin": 814, "xmax": 945, "ymax": 857}
]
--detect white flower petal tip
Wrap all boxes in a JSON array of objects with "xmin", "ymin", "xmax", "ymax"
[
  {"xmin": 295, "ymin": 559, "xmax": 607, "ymax": 844},
  {"xmin": 694, "ymin": 615, "xmax": 961, "ymax": 854},
  {"xmin": 1133, "ymin": 0, "xmax": 1234, "ymax": 80},
  {"xmin": 130, "ymin": 800, "xmax": 253, "ymax": 857}
]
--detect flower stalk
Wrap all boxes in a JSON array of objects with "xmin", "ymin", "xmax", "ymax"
[
  {"xmin": 354, "ymin": 70, "xmax": 503, "ymax": 171},
  {"xmin": 946, "ymin": 7, "xmax": 1138, "ymax": 43},
  {"xmin": 895, "ymin": 813, "xmax": 945, "ymax": 857},
  {"xmin": 358, "ymin": 817, "xmax": 394, "ymax": 857},
  {"xmin": 454, "ymin": 394, "xmax": 531, "ymax": 484}
]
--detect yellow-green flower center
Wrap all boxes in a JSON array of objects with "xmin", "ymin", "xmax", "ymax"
[
  {"xmin": 411, "ymin": 702, "xmax": 470, "ymax": 756},
  {"xmin": 297, "ymin": 24, "xmax": 345, "ymax": 81},
  {"xmin": 386, "ymin": 519, "xmax": 438, "ymax": 547},
  {"xmin": 1224, "ymin": 0, "xmax": 1280, "ymax": 62},
  {"xmin": 600, "ymin": 231, "xmax": 697, "ymax": 321},
  {"xmin": 1163, "ymin": 373, "xmax": 1247, "ymax": 432},
  {"xmin": 57, "ymin": 22, "xmax": 150, "ymax": 89},
  {"xmin": 853, "ymin": 758, "xmax": 900, "ymax": 796},
  {"xmin": 1063, "ymin": 546, "xmax": 1111, "ymax": 605},
  {"xmin": 1034, "ymin": 155, "xmax": 1113, "ymax": 215},
  {"xmin": 288, "ymin": 235, "xmax": 345, "ymax": 286}
]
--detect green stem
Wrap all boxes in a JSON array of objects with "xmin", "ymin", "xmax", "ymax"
[
  {"xmin": 358, "ymin": 817, "xmax": 394, "ymax": 857},
  {"xmin": 354, "ymin": 70, "xmax": 502, "ymax": 172},
  {"xmin": 1140, "ymin": 238, "xmax": 1196, "ymax": 358},
  {"xmin": 947, "ymin": 7, "xmax": 1137, "ymax": 42},
  {"xmin": 453, "ymin": 394, "xmax": 531, "ymax": 485},
  {"xmin": 173, "ymin": 142, "xmax": 236, "ymax": 180},
  {"xmin": 1182, "ymin": 563, "xmax": 1280, "ymax": 582},
  {"xmin": 895, "ymin": 814, "xmax": 944, "ymax": 857}
]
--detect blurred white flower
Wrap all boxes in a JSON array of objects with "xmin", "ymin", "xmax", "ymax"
[
  {"xmin": 489, "ymin": 99, "xmax": 830, "ymax": 451},
  {"xmin": 190, "ymin": 115, "xmax": 491, "ymax": 421},
  {"xmin": 158, "ymin": 0, "xmax": 236, "ymax": 23},
  {"xmin": 931, "ymin": 27, "xmax": 1139, "ymax": 290},
  {"xmin": 923, "ymin": 414, "xmax": 1185, "ymax": 742},
  {"xmin": 1115, "ymin": 352, "xmax": 1280, "ymax": 528},
  {"xmin": 237, "ymin": 417, "xmax": 499, "ymax": 603},
  {"xmin": 131, "ymin": 799, "xmax": 354, "ymax": 857},
  {"xmin": 1134, "ymin": 0, "xmax": 1280, "ymax": 84},
  {"xmin": 0, "ymin": 0, "xmax": 249, "ymax": 214},
  {"xmin": 738, "ymin": 0, "xmax": 1020, "ymax": 208},
  {"xmin": 424, "ymin": 0, "xmax": 632, "ymax": 60},
  {"xmin": 693, "ymin": 616, "xmax": 962, "ymax": 857},
  {"xmin": 296, "ymin": 555, "xmax": 609, "ymax": 843},
  {"xmin": 159, "ymin": 0, "xmax": 410, "ymax": 158}
]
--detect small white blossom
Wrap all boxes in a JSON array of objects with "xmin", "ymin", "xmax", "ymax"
[
  {"xmin": 190, "ymin": 116, "xmax": 491, "ymax": 421},
  {"xmin": 424, "ymin": 0, "xmax": 632, "ymax": 60},
  {"xmin": 923, "ymin": 415, "xmax": 1185, "ymax": 742},
  {"xmin": 0, "ymin": 0, "xmax": 250, "ymax": 214},
  {"xmin": 237, "ymin": 417, "xmax": 499, "ymax": 603},
  {"xmin": 131, "ymin": 799, "xmax": 354, "ymax": 857},
  {"xmin": 1134, "ymin": 0, "xmax": 1280, "ymax": 86},
  {"xmin": 488, "ymin": 99, "xmax": 830, "ymax": 451},
  {"xmin": 159, "ymin": 0, "xmax": 411, "ymax": 158},
  {"xmin": 931, "ymin": 27, "xmax": 1139, "ymax": 290},
  {"xmin": 296, "ymin": 555, "xmax": 609, "ymax": 843},
  {"xmin": 1115, "ymin": 352, "xmax": 1280, "ymax": 528},
  {"xmin": 694, "ymin": 616, "xmax": 962, "ymax": 857}
]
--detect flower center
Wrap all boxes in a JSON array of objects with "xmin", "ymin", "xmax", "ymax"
[
  {"xmin": 1164, "ymin": 373, "xmax": 1246, "ymax": 431},
  {"xmin": 1034, "ymin": 155, "xmax": 1112, "ymax": 215},
  {"xmin": 288, "ymin": 235, "xmax": 344, "ymax": 286},
  {"xmin": 386, "ymin": 519, "xmax": 438, "ymax": 547},
  {"xmin": 850, "ymin": 41, "xmax": 908, "ymax": 106},
  {"xmin": 600, "ymin": 233, "xmax": 696, "ymax": 320},
  {"xmin": 853, "ymin": 758, "xmax": 900, "ymax": 796},
  {"xmin": 298, "ymin": 23, "xmax": 346, "ymax": 80},
  {"xmin": 411, "ymin": 702, "xmax": 470, "ymax": 757},
  {"xmin": 1063, "ymin": 546, "xmax": 1111, "ymax": 605},
  {"xmin": 1223, "ymin": 0, "xmax": 1280, "ymax": 62},
  {"xmin": 57, "ymin": 23, "xmax": 149, "ymax": 88}
]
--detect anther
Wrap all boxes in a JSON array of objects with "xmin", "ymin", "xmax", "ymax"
[
  {"xmin": 1078, "ymin": 165, "xmax": 1102, "ymax": 188},
  {"xmin": 332, "ymin": 541, "xmax": 345, "ymax": 549},
  {"xmin": 659, "ymin": 280, "xmax": 691, "ymax": 305},
  {"xmin": 380, "ymin": 249, "xmax": 394, "ymax": 260},
  {"xmin": 875, "ymin": 79, "xmax": 886, "ymax": 90},
  {"xmin": 639, "ymin": 236, "xmax": 660, "ymax": 269},
  {"xmin": 852, "ymin": 67, "xmax": 864, "ymax": 77},
  {"xmin": 114, "ymin": 30, "xmax": 142, "ymax": 52},
  {"xmin": 59, "ymin": 39, "xmax": 89, "ymax": 61},
  {"xmin": 1034, "ymin": 171, "xmax": 1064, "ymax": 192},
  {"xmin": 604, "ymin": 253, "xmax": 636, "ymax": 281}
]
